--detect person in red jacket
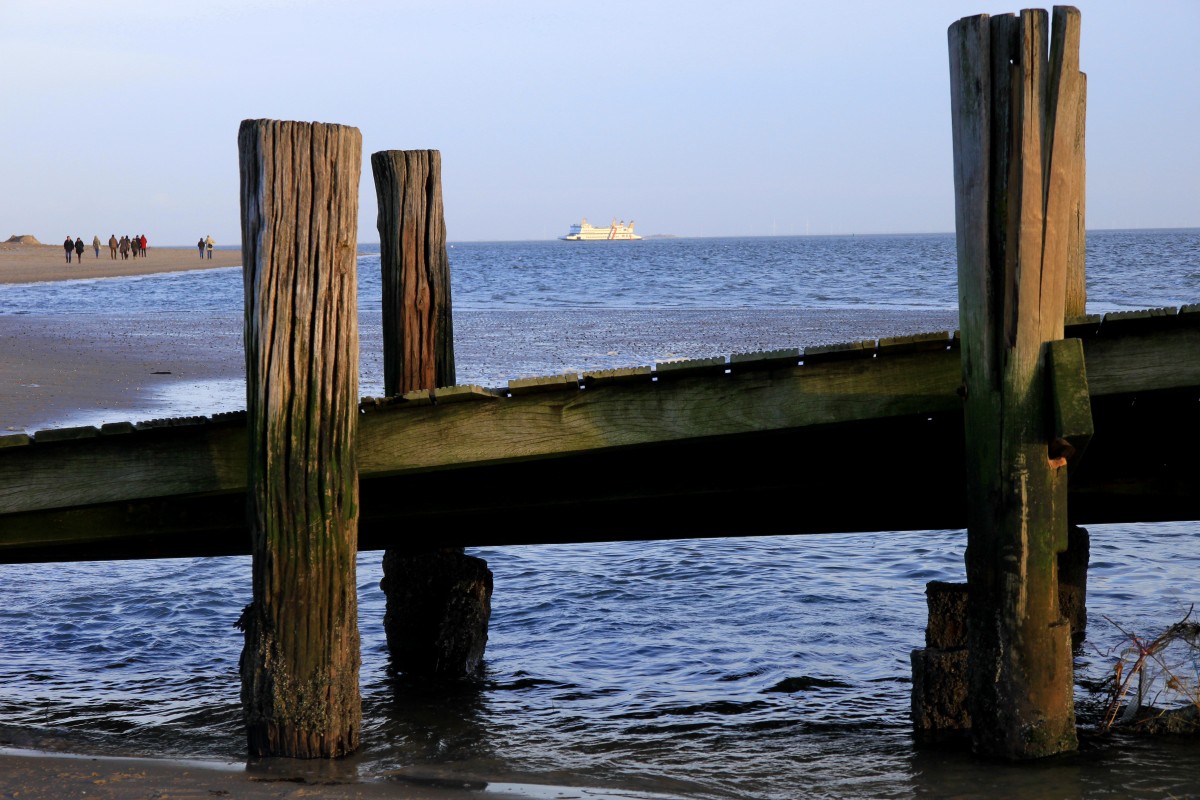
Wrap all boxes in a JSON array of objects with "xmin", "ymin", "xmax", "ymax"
[{"xmin": 140, "ymin": 233, "xmax": 148, "ymax": 256}]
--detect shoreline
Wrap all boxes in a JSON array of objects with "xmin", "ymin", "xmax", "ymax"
[
  {"xmin": 0, "ymin": 243, "xmax": 381, "ymax": 285},
  {"xmin": 0, "ymin": 242, "xmax": 243, "ymax": 284},
  {"xmin": 0, "ymin": 311, "xmax": 246, "ymax": 434},
  {"xmin": 0, "ymin": 746, "xmax": 568, "ymax": 800},
  {"xmin": 0, "ymin": 306, "xmax": 960, "ymax": 435}
]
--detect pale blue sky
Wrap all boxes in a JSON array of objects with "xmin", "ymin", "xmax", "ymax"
[{"xmin": 1, "ymin": 1, "xmax": 1196, "ymax": 244}]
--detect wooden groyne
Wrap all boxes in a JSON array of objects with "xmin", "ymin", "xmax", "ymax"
[
  {"xmin": 3, "ymin": 4, "xmax": 1197, "ymax": 764},
  {"xmin": 2, "ymin": 306, "xmax": 1198, "ymax": 563}
]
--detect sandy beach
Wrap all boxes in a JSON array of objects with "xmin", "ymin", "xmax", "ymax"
[
  {"xmin": 0, "ymin": 244, "xmax": 245, "ymax": 435},
  {"xmin": 0, "ymin": 240, "xmax": 242, "ymax": 284}
]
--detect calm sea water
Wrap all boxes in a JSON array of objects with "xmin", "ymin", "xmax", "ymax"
[
  {"xmin": 2, "ymin": 229, "xmax": 1198, "ymax": 316},
  {"xmin": 1, "ymin": 230, "xmax": 1199, "ymax": 798}
]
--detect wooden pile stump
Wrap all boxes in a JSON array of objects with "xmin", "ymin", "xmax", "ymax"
[
  {"xmin": 911, "ymin": 582, "xmax": 970, "ymax": 734},
  {"xmin": 380, "ymin": 547, "xmax": 494, "ymax": 676}
]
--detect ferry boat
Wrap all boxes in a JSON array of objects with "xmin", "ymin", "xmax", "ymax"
[{"xmin": 560, "ymin": 217, "xmax": 643, "ymax": 241}]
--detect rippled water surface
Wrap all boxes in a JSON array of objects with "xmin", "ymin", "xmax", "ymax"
[
  {"xmin": 1, "ymin": 230, "xmax": 1199, "ymax": 798},
  {"xmin": 3, "ymin": 527, "xmax": 1200, "ymax": 798}
]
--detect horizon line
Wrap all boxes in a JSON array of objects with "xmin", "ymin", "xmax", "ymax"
[{"xmin": 10, "ymin": 225, "xmax": 1196, "ymax": 249}]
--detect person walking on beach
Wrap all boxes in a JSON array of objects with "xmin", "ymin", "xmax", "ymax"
[
  {"xmin": 205, "ymin": 234, "xmax": 214, "ymax": 259},
  {"xmin": 140, "ymin": 233, "xmax": 148, "ymax": 257},
  {"xmin": 197, "ymin": 237, "xmax": 205, "ymax": 259},
  {"xmin": 109, "ymin": 234, "xmax": 118, "ymax": 260},
  {"xmin": 92, "ymin": 235, "xmax": 101, "ymax": 258},
  {"xmin": 74, "ymin": 237, "xmax": 84, "ymax": 262},
  {"xmin": 119, "ymin": 235, "xmax": 130, "ymax": 260},
  {"xmin": 131, "ymin": 235, "xmax": 141, "ymax": 258},
  {"xmin": 63, "ymin": 235, "xmax": 74, "ymax": 263}
]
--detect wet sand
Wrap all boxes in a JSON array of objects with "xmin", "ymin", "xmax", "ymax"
[
  {"xmin": 0, "ymin": 305, "xmax": 960, "ymax": 435},
  {"xmin": 0, "ymin": 747, "xmax": 557, "ymax": 800},
  {"xmin": 0, "ymin": 311, "xmax": 244, "ymax": 433},
  {"xmin": 0, "ymin": 242, "xmax": 960, "ymax": 435}
]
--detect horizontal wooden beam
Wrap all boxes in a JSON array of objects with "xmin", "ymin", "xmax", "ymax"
[
  {"xmin": 1, "ymin": 311, "xmax": 1198, "ymax": 561},
  {"xmin": 1, "ymin": 314, "xmax": 1198, "ymax": 518},
  {"xmin": 0, "ymin": 384, "xmax": 1196, "ymax": 563}
]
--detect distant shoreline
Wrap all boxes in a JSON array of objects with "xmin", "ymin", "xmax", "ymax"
[{"xmin": 0, "ymin": 243, "xmax": 242, "ymax": 285}]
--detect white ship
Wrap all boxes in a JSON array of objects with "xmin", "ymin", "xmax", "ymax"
[{"xmin": 560, "ymin": 217, "xmax": 643, "ymax": 241}]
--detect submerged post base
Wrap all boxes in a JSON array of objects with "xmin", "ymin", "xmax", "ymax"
[
  {"xmin": 912, "ymin": 581, "xmax": 970, "ymax": 735},
  {"xmin": 912, "ymin": 576, "xmax": 1086, "ymax": 749},
  {"xmin": 380, "ymin": 547, "xmax": 493, "ymax": 677},
  {"xmin": 1058, "ymin": 525, "xmax": 1090, "ymax": 638}
]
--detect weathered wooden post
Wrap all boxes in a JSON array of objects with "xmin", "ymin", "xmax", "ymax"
[
  {"xmin": 915, "ymin": 8, "xmax": 1091, "ymax": 742},
  {"xmin": 371, "ymin": 149, "xmax": 493, "ymax": 677},
  {"xmin": 948, "ymin": 6, "xmax": 1087, "ymax": 758},
  {"xmin": 1060, "ymin": 74, "xmax": 1090, "ymax": 638},
  {"xmin": 371, "ymin": 149, "xmax": 455, "ymax": 396},
  {"xmin": 238, "ymin": 119, "xmax": 363, "ymax": 757}
]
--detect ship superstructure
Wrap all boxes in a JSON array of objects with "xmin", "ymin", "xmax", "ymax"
[{"xmin": 560, "ymin": 217, "xmax": 643, "ymax": 241}]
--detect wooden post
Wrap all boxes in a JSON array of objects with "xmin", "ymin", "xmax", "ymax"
[
  {"xmin": 371, "ymin": 149, "xmax": 492, "ymax": 678},
  {"xmin": 238, "ymin": 119, "xmax": 363, "ymax": 758},
  {"xmin": 370, "ymin": 149, "xmax": 455, "ymax": 395},
  {"xmin": 1065, "ymin": 75, "xmax": 1087, "ymax": 319},
  {"xmin": 1060, "ymin": 71, "xmax": 1089, "ymax": 637},
  {"xmin": 949, "ymin": 7, "xmax": 1084, "ymax": 759}
]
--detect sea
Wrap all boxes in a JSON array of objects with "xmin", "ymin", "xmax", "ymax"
[{"xmin": 1, "ymin": 230, "xmax": 1199, "ymax": 799}]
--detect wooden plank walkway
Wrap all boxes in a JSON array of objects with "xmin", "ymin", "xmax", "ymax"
[{"xmin": 2, "ymin": 306, "xmax": 1198, "ymax": 563}]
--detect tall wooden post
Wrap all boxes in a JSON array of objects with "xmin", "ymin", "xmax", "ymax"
[
  {"xmin": 949, "ymin": 7, "xmax": 1085, "ymax": 759},
  {"xmin": 371, "ymin": 149, "xmax": 492, "ymax": 677},
  {"xmin": 238, "ymin": 119, "xmax": 363, "ymax": 758},
  {"xmin": 371, "ymin": 149, "xmax": 455, "ymax": 395}
]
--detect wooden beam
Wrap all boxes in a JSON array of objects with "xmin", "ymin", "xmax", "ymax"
[
  {"xmin": 1, "ymin": 380, "xmax": 1196, "ymax": 563},
  {"xmin": 0, "ymin": 318, "xmax": 1197, "ymax": 520},
  {"xmin": 1047, "ymin": 337, "xmax": 1092, "ymax": 467},
  {"xmin": 372, "ymin": 148, "xmax": 491, "ymax": 680}
]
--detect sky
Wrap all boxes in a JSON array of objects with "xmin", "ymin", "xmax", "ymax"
[{"xmin": 1, "ymin": 1, "xmax": 1196, "ymax": 245}]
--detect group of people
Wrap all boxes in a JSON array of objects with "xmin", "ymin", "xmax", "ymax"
[
  {"xmin": 112, "ymin": 234, "xmax": 148, "ymax": 260},
  {"xmin": 197, "ymin": 235, "xmax": 215, "ymax": 259},
  {"xmin": 63, "ymin": 234, "xmax": 149, "ymax": 263}
]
